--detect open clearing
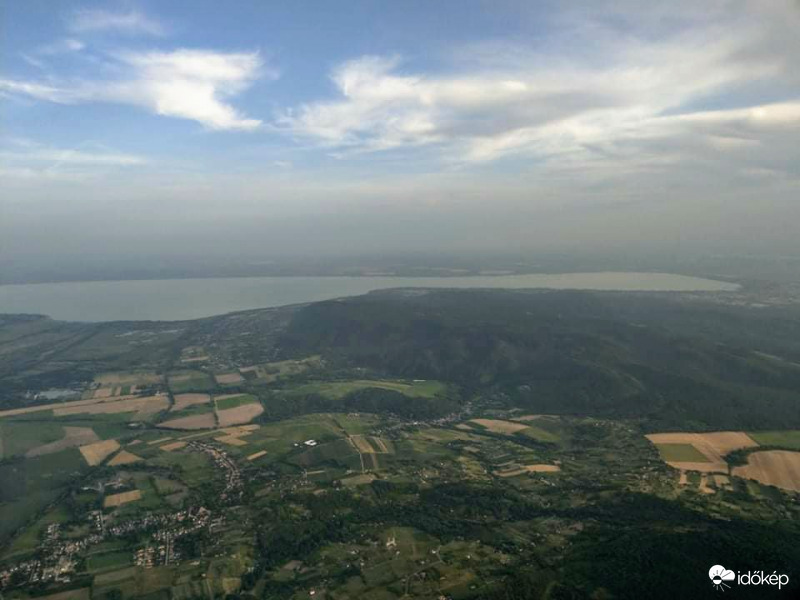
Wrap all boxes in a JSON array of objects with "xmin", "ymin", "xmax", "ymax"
[
  {"xmin": 171, "ymin": 393, "xmax": 211, "ymax": 411},
  {"xmin": 495, "ymin": 464, "xmax": 560, "ymax": 477},
  {"xmin": 247, "ymin": 450, "xmax": 267, "ymax": 461},
  {"xmin": 95, "ymin": 371, "xmax": 162, "ymax": 385},
  {"xmin": 732, "ymin": 450, "xmax": 800, "ymax": 492},
  {"xmin": 215, "ymin": 435, "xmax": 247, "ymax": 446},
  {"xmin": 653, "ymin": 443, "xmax": 710, "ymax": 463},
  {"xmin": 216, "ymin": 402, "xmax": 264, "ymax": 427},
  {"xmin": 214, "ymin": 394, "xmax": 258, "ymax": 410},
  {"xmin": 350, "ymin": 435, "xmax": 391, "ymax": 454},
  {"xmin": 646, "ymin": 431, "xmax": 759, "ymax": 472},
  {"xmin": 79, "ymin": 439, "xmax": 121, "ymax": 466},
  {"xmin": 26, "ymin": 426, "xmax": 99, "ymax": 457},
  {"xmin": 103, "ymin": 490, "xmax": 142, "ymax": 508},
  {"xmin": 159, "ymin": 413, "xmax": 217, "ymax": 430},
  {"xmin": 470, "ymin": 419, "xmax": 530, "ymax": 435},
  {"xmin": 0, "ymin": 394, "xmax": 140, "ymax": 419},
  {"xmin": 215, "ymin": 372, "xmax": 244, "ymax": 385},
  {"xmin": 287, "ymin": 379, "xmax": 445, "ymax": 400},
  {"xmin": 54, "ymin": 395, "xmax": 169, "ymax": 420},
  {"xmin": 108, "ymin": 450, "xmax": 143, "ymax": 466},
  {"xmin": 748, "ymin": 430, "xmax": 800, "ymax": 450},
  {"xmin": 160, "ymin": 441, "xmax": 188, "ymax": 452}
]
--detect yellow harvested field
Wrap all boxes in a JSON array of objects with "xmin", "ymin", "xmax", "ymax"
[
  {"xmin": 247, "ymin": 450, "xmax": 267, "ymax": 461},
  {"xmin": 103, "ymin": 490, "xmax": 142, "ymax": 508},
  {"xmin": 93, "ymin": 388, "xmax": 114, "ymax": 399},
  {"xmin": 53, "ymin": 395, "xmax": 169, "ymax": 419},
  {"xmin": 216, "ymin": 403, "xmax": 264, "ymax": 427},
  {"xmin": 678, "ymin": 471, "xmax": 688, "ymax": 485},
  {"xmin": 108, "ymin": 450, "xmax": 143, "ymax": 466},
  {"xmin": 515, "ymin": 414, "xmax": 555, "ymax": 421},
  {"xmin": 215, "ymin": 372, "xmax": 244, "ymax": 384},
  {"xmin": 215, "ymin": 435, "xmax": 247, "ymax": 446},
  {"xmin": 160, "ymin": 413, "xmax": 216, "ymax": 430},
  {"xmin": 0, "ymin": 394, "xmax": 134, "ymax": 418},
  {"xmin": 79, "ymin": 440, "xmax": 121, "ymax": 466},
  {"xmin": 470, "ymin": 419, "xmax": 530, "ymax": 434},
  {"xmin": 698, "ymin": 474, "xmax": 715, "ymax": 494},
  {"xmin": 645, "ymin": 431, "xmax": 759, "ymax": 473},
  {"xmin": 160, "ymin": 441, "xmax": 188, "ymax": 452},
  {"xmin": 26, "ymin": 426, "xmax": 99, "ymax": 457},
  {"xmin": 171, "ymin": 393, "xmax": 211, "ymax": 411},
  {"xmin": 733, "ymin": 450, "xmax": 800, "ymax": 492},
  {"xmin": 523, "ymin": 464, "xmax": 561, "ymax": 472}
]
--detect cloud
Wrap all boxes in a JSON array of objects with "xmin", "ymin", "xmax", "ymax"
[
  {"xmin": 69, "ymin": 9, "xmax": 164, "ymax": 36},
  {"xmin": 279, "ymin": 0, "xmax": 798, "ymax": 180},
  {"xmin": 1, "ymin": 49, "xmax": 266, "ymax": 131},
  {"xmin": 0, "ymin": 139, "xmax": 147, "ymax": 183}
]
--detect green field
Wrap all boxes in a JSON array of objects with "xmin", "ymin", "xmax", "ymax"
[
  {"xmin": 655, "ymin": 443, "xmax": 711, "ymax": 462},
  {"xmin": 87, "ymin": 550, "xmax": 133, "ymax": 573},
  {"xmin": 748, "ymin": 430, "xmax": 800, "ymax": 450},
  {"xmin": 215, "ymin": 394, "xmax": 259, "ymax": 410},
  {"xmin": 519, "ymin": 423, "xmax": 562, "ymax": 443},
  {"xmin": 167, "ymin": 371, "xmax": 215, "ymax": 394},
  {"xmin": 0, "ymin": 421, "xmax": 68, "ymax": 458},
  {"xmin": 0, "ymin": 448, "xmax": 86, "ymax": 542},
  {"xmin": 286, "ymin": 379, "xmax": 446, "ymax": 400}
]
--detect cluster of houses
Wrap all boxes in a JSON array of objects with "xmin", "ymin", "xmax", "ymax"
[{"xmin": 189, "ymin": 441, "xmax": 243, "ymax": 502}]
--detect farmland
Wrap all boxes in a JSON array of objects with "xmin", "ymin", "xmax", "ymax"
[
  {"xmin": 645, "ymin": 431, "xmax": 759, "ymax": 473},
  {"xmin": 4, "ymin": 289, "xmax": 800, "ymax": 599},
  {"xmin": 732, "ymin": 450, "xmax": 800, "ymax": 492}
]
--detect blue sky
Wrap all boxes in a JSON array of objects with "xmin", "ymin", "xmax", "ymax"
[{"xmin": 2, "ymin": 1, "xmax": 799, "ymax": 262}]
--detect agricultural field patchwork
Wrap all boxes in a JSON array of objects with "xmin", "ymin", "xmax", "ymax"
[
  {"xmin": 79, "ymin": 440, "xmax": 121, "ymax": 466},
  {"xmin": 645, "ymin": 431, "xmax": 759, "ymax": 473},
  {"xmin": 214, "ymin": 394, "xmax": 263, "ymax": 427}
]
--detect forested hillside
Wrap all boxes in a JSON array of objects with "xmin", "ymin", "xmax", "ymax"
[{"xmin": 279, "ymin": 289, "xmax": 800, "ymax": 430}]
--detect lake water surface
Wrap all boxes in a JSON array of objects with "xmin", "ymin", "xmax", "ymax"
[{"xmin": 0, "ymin": 272, "xmax": 739, "ymax": 322}]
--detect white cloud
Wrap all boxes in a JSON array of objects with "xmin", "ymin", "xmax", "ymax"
[
  {"xmin": 280, "ymin": 0, "xmax": 798, "ymax": 181},
  {"xmin": 69, "ymin": 9, "xmax": 164, "ymax": 36},
  {"xmin": 1, "ymin": 49, "xmax": 266, "ymax": 131}
]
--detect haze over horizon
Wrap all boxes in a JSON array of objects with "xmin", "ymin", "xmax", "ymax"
[{"xmin": 2, "ymin": 0, "xmax": 799, "ymax": 275}]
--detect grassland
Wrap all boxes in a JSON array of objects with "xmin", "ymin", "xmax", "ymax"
[
  {"xmin": 654, "ymin": 443, "xmax": 711, "ymax": 462},
  {"xmin": 284, "ymin": 379, "xmax": 446, "ymax": 399},
  {"xmin": 748, "ymin": 430, "xmax": 800, "ymax": 450},
  {"xmin": 0, "ymin": 448, "xmax": 86, "ymax": 541},
  {"xmin": 214, "ymin": 394, "xmax": 258, "ymax": 410},
  {"xmin": 0, "ymin": 421, "xmax": 71, "ymax": 458},
  {"xmin": 167, "ymin": 370, "xmax": 215, "ymax": 394}
]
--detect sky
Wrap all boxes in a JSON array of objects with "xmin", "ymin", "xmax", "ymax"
[{"xmin": 1, "ymin": 0, "xmax": 799, "ymax": 274}]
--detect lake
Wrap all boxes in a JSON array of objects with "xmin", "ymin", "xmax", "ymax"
[{"xmin": 0, "ymin": 272, "xmax": 739, "ymax": 322}]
